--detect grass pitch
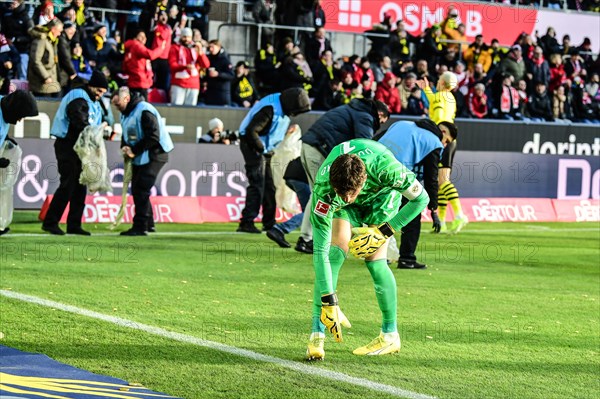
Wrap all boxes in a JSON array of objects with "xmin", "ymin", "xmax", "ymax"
[{"xmin": 0, "ymin": 211, "xmax": 598, "ymax": 399}]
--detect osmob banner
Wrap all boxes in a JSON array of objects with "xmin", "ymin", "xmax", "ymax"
[{"xmin": 322, "ymin": 0, "xmax": 600, "ymax": 52}]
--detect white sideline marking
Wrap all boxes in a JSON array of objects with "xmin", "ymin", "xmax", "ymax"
[
  {"xmin": 0, "ymin": 290, "xmax": 437, "ymax": 399},
  {"xmin": 4, "ymin": 227, "xmax": 600, "ymax": 238}
]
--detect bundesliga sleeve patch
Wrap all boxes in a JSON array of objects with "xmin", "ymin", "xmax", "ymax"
[{"xmin": 313, "ymin": 200, "xmax": 331, "ymax": 217}]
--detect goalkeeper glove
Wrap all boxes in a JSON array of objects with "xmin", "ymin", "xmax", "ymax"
[
  {"xmin": 320, "ymin": 293, "xmax": 351, "ymax": 342},
  {"xmin": 431, "ymin": 210, "xmax": 441, "ymax": 233},
  {"xmin": 348, "ymin": 222, "xmax": 395, "ymax": 259}
]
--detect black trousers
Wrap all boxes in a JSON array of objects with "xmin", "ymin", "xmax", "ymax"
[
  {"xmin": 399, "ymin": 196, "xmax": 422, "ymax": 262},
  {"xmin": 43, "ymin": 140, "xmax": 87, "ymax": 229},
  {"xmin": 152, "ymin": 59, "xmax": 170, "ymax": 93},
  {"xmin": 239, "ymin": 140, "xmax": 276, "ymax": 229},
  {"xmin": 131, "ymin": 160, "xmax": 165, "ymax": 231}
]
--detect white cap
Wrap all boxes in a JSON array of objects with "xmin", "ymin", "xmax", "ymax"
[
  {"xmin": 209, "ymin": 118, "xmax": 223, "ymax": 131},
  {"xmin": 181, "ymin": 27, "xmax": 193, "ymax": 38}
]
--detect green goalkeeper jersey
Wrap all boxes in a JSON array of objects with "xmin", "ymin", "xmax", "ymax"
[{"xmin": 310, "ymin": 139, "xmax": 429, "ymax": 295}]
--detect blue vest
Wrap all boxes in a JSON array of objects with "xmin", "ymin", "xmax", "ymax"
[
  {"xmin": 239, "ymin": 93, "xmax": 290, "ymax": 154},
  {"xmin": 121, "ymin": 101, "xmax": 174, "ymax": 166},
  {"xmin": 0, "ymin": 96, "xmax": 9, "ymax": 148},
  {"xmin": 50, "ymin": 88, "xmax": 103, "ymax": 138},
  {"xmin": 378, "ymin": 121, "xmax": 443, "ymax": 171}
]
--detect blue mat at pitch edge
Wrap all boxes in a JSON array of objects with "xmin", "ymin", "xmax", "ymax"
[{"xmin": 0, "ymin": 345, "xmax": 182, "ymax": 398}]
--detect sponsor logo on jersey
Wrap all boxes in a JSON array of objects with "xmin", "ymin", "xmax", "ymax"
[{"xmin": 314, "ymin": 200, "xmax": 330, "ymax": 217}]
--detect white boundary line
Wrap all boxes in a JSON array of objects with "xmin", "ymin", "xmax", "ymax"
[
  {"xmin": 3, "ymin": 227, "xmax": 599, "ymax": 238},
  {"xmin": 0, "ymin": 290, "xmax": 437, "ymax": 399}
]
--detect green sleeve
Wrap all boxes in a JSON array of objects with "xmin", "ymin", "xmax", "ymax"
[
  {"xmin": 310, "ymin": 193, "xmax": 335, "ymax": 296},
  {"xmin": 389, "ymin": 189, "xmax": 429, "ymax": 231}
]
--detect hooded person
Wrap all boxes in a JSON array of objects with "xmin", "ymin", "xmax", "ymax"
[
  {"xmin": 0, "ymin": 90, "xmax": 38, "ymax": 236},
  {"xmin": 42, "ymin": 70, "xmax": 108, "ymax": 236},
  {"xmin": 236, "ymin": 87, "xmax": 311, "ymax": 234},
  {"xmin": 295, "ymin": 98, "xmax": 390, "ymax": 253}
]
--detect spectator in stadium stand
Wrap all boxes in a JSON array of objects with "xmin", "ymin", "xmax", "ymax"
[
  {"xmin": 488, "ymin": 39, "xmax": 508, "ymax": 70},
  {"xmin": 70, "ymin": 0, "xmax": 93, "ymax": 28},
  {"xmin": 312, "ymin": 77, "xmax": 343, "ymax": 111},
  {"xmin": 310, "ymin": 50, "xmax": 334, "ymax": 96},
  {"xmin": 122, "ymin": 29, "xmax": 165, "ymax": 101},
  {"xmin": 586, "ymin": 73, "xmax": 600, "ymax": 102},
  {"xmin": 399, "ymin": 72, "xmax": 417, "ymax": 112},
  {"xmin": 33, "ymin": 1, "xmax": 55, "ymax": 26},
  {"xmin": 528, "ymin": 82, "xmax": 554, "ymax": 122},
  {"xmin": 280, "ymin": 51, "xmax": 313, "ymax": 93},
  {"xmin": 167, "ymin": 4, "xmax": 186, "ymax": 41},
  {"xmin": 83, "ymin": 23, "xmax": 118, "ymax": 70},
  {"xmin": 354, "ymin": 58, "xmax": 375, "ymax": 99},
  {"xmin": 498, "ymin": 44, "xmax": 526, "ymax": 86},
  {"xmin": 570, "ymin": 76, "xmax": 597, "ymax": 123},
  {"xmin": 451, "ymin": 82, "xmax": 468, "ymax": 118},
  {"xmin": 70, "ymin": 42, "xmax": 92, "ymax": 80},
  {"xmin": 313, "ymin": 0, "xmax": 325, "ymax": 27},
  {"xmin": 42, "ymin": 70, "xmax": 108, "ymax": 236},
  {"xmin": 151, "ymin": 10, "xmax": 172, "ymax": 93},
  {"xmin": 57, "ymin": 20, "xmax": 77, "ymax": 94},
  {"xmin": 95, "ymin": 0, "xmax": 117, "ymax": 33},
  {"xmin": 558, "ymin": 35, "xmax": 574, "ymax": 56},
  {"xmin": 0, "ymin": 32, "xmax": 19, "ymax": 94},
  {"xmin": 414, "ymin": 59, "xmax": 430, "ymax": 81},
  {"xmin": 203, "ymin": 39, "xmax": 233, "ymax": 105},
  {"xmin": 236, "ymin": 87, "xmax": 311, "ymax": 234},
  {"xmin": 516, "ymin": 79, "xmax": 530, "ymax": 118},
  {"xmin": 439, "ymin": 47, "xmax": 458, "ymax": 71},
  {"xmin": 552, "ymin": 84, "xmax": 571, "ymax": 122},
  {"xmin": 277, "ymin": 37, "xmax": 295, "ymax": 63},
  {"xmin": 565, "ymin": 50, "xmax": 587, "ymax": 81},
  {"xmin": 526, "ymin": 46, "xmax": 550, "ymax": 93},
  {"xmin": 578, "ymin": 37, "xmax": 594, "ymax": 68},
  {"xmin": 468, "ymin": 83, "xmax": 488, "ymax": 119},
  {"xmin": 254, "ymin": 41, "xmax": 279, "ymax": 95},
  {"xmin": 416, "ymin": 25, "xmax": 443, "ymax": 75},
  {"xmin": 372, "ymin": 55, "xmax": 391, "ymax": 83},
  {"xmin": 168, "ymin": 27, "xmax": 208, "ymax": 106},
  {"xmin": 443, "ymin": 23, "xmax": 467, "ymax": 55},
  {"xmin": 231, "ymin": 60, "xmax": 258, "ymax": 108},
  {"xmin": 375, "ymin": 71, "xmax": 400, "ymax": 114},
  {"xmin": 585, "ymin": 0, "xmax": 600, "ymax": 11},
  {"xmin": 364, "ymin": 11, "xmax": 392, "ymax": 61},
  {"xmin": 1, "ymin": 0, "xmax": 33, "ymax": 80},
  {"xmin": 493, "ymin": 74, "xmax": 522, "ymax": 120},
  {"xmin": 305, "ymin": 27, "xmax": 332, "ymax": 67},
  {"xmin": 183, "ymin": 0, "xmax": 211, "ymax": 43},
  {"xmin": 463, "ymin": 35, "xmax": 492, "ymax": 73},
  {"xmin": 405, "ymin": 86, "xmax": 426, "ymax": 116},
  {"xmin": 548, "ymin": 53, "xmax": 567, "ymax": 94},
  {"xmin": 389, "ymin": 20, "xmax": 415, "ymax": 66},
  {"xmin": 539, "ymin": 27, "xmax": 560, "ymax": 58},
  {"xmin": 28, "ymin": 19, "xmax": 63, "ymax": 97}
]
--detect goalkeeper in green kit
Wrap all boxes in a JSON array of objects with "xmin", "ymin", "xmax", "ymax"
[{"xmin": 306, "ymin": 139, "xmax": 429, "ymax": 360}]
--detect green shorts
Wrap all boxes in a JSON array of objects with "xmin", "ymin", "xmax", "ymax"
[{"xmin": 333, "ymin": 190, "xmax": 402, "ymax": 227}]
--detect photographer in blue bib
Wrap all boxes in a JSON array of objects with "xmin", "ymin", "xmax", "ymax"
[
  {"xmin": 112, "ymin": 86, "xmax": 174, "ymax": 236},
  {"xmin": 42, "ymin": 70, "xmax": 108, "ymax": 236}
]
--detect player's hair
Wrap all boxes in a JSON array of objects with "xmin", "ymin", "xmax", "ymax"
[
  {"xmin": 438, "ymin": 121, "xmax": 458, "ymax": 140},
  {"xmin": 374, "ymin": 100, "xmax": 390, "ymax": 118},
  {"xmin": 330, "ymin": 154, "xmax": 367, "ymax": 197}
]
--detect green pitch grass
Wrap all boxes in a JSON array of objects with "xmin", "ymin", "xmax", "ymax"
[{"xmin": 0, "ymin": 211, "xmax": 598, "ymax": 399}]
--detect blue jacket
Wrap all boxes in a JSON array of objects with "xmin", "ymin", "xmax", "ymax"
[
  {"xmin": 50, "ymin": 88, "xmax": 102, "ymax": 139},
  {"xmin": 378, "ymin": 121, "xmax": 443, "ymax": 171},
  {"xmin": 121, "ymin": 101, "xmax": 174, "ymax": 165},
  {"xmin": 239, "ymin": 93, "xmax": 290, "ymax": 154}
]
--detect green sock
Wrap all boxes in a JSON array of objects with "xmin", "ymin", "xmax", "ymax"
[
  {"xmin": 311, "ymin": 245, "xmax": 347, "ymax": 333},
  {"xmin": 365, "ymin": 259, "xmax": 397, "ymax": 333}
]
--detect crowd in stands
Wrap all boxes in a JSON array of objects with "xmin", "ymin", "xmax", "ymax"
[{"xmin": 0, "ymin": 0, "xmax": 599, "ymax": 125}]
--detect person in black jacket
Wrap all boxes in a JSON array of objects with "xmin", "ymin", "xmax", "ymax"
[
  {"xmin": 231, "ymin": 60, "xmax": 258, "ymax": 108},
  {"xmin": 296, "ymin": 98, "xmax": 389, "ymax": 253},
  {"xmin": 57, "ymin": 21, "xmax": 78, "ymax": 95},
  {"xmin": 1, "ymin": 0, "xmax": 33, "ymax": 80},
  {"xmin": 304, "ymin": 27, "xmax": 332, "ymax": 66},
  {"xmin": 237, "ymin": 88, "xmax": 311, "ymax": 234},
  {"xmin": 528, "ymin": 82, "xmax": 554, "ymax": 122},
  {"xmin": 112, "ymin": 86, "xmax": 174, "ymax": 236},
  {"xmin": 205, "ymin": 39, "xmax": 234, "ymax": 106},
  {"xmin": 42, "ymin": 71, "xmax": 108, "ymax": 236},
  {"xmin": 376, "ymin": 120, "xmax": 456, "ymax": 269}
]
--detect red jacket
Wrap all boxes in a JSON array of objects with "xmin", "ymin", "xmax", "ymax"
[
  {"xmin": 375, "ymin": 73, "xmax": 401, "ymax": 114},
  {"xmin": 169, "ymin": 43, "xmax": 210, "ymax": 89},
  {"xmin": 152, "ymin": 23, "xmax": 172, "ymax": 60},
  {"xmin": 468, "ymin": 91, "xmax": 488, "ymax": 118},
  {"xmin": 122, "ymin": 39, "xmax": 163, "ymax": 89},
  {"xmin": 549, "ymin": 64, "xmax": 566, "ymax": 94}
]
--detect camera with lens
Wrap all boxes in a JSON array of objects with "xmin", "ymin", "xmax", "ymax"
[{"xmin": 222, "ymin": 129, "xmax": 239, "ymax": 144}]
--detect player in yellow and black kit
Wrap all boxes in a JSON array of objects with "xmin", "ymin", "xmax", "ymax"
[{"xmin": 420, "ymin": 72, "xmax": 468, "ymax": 233}]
